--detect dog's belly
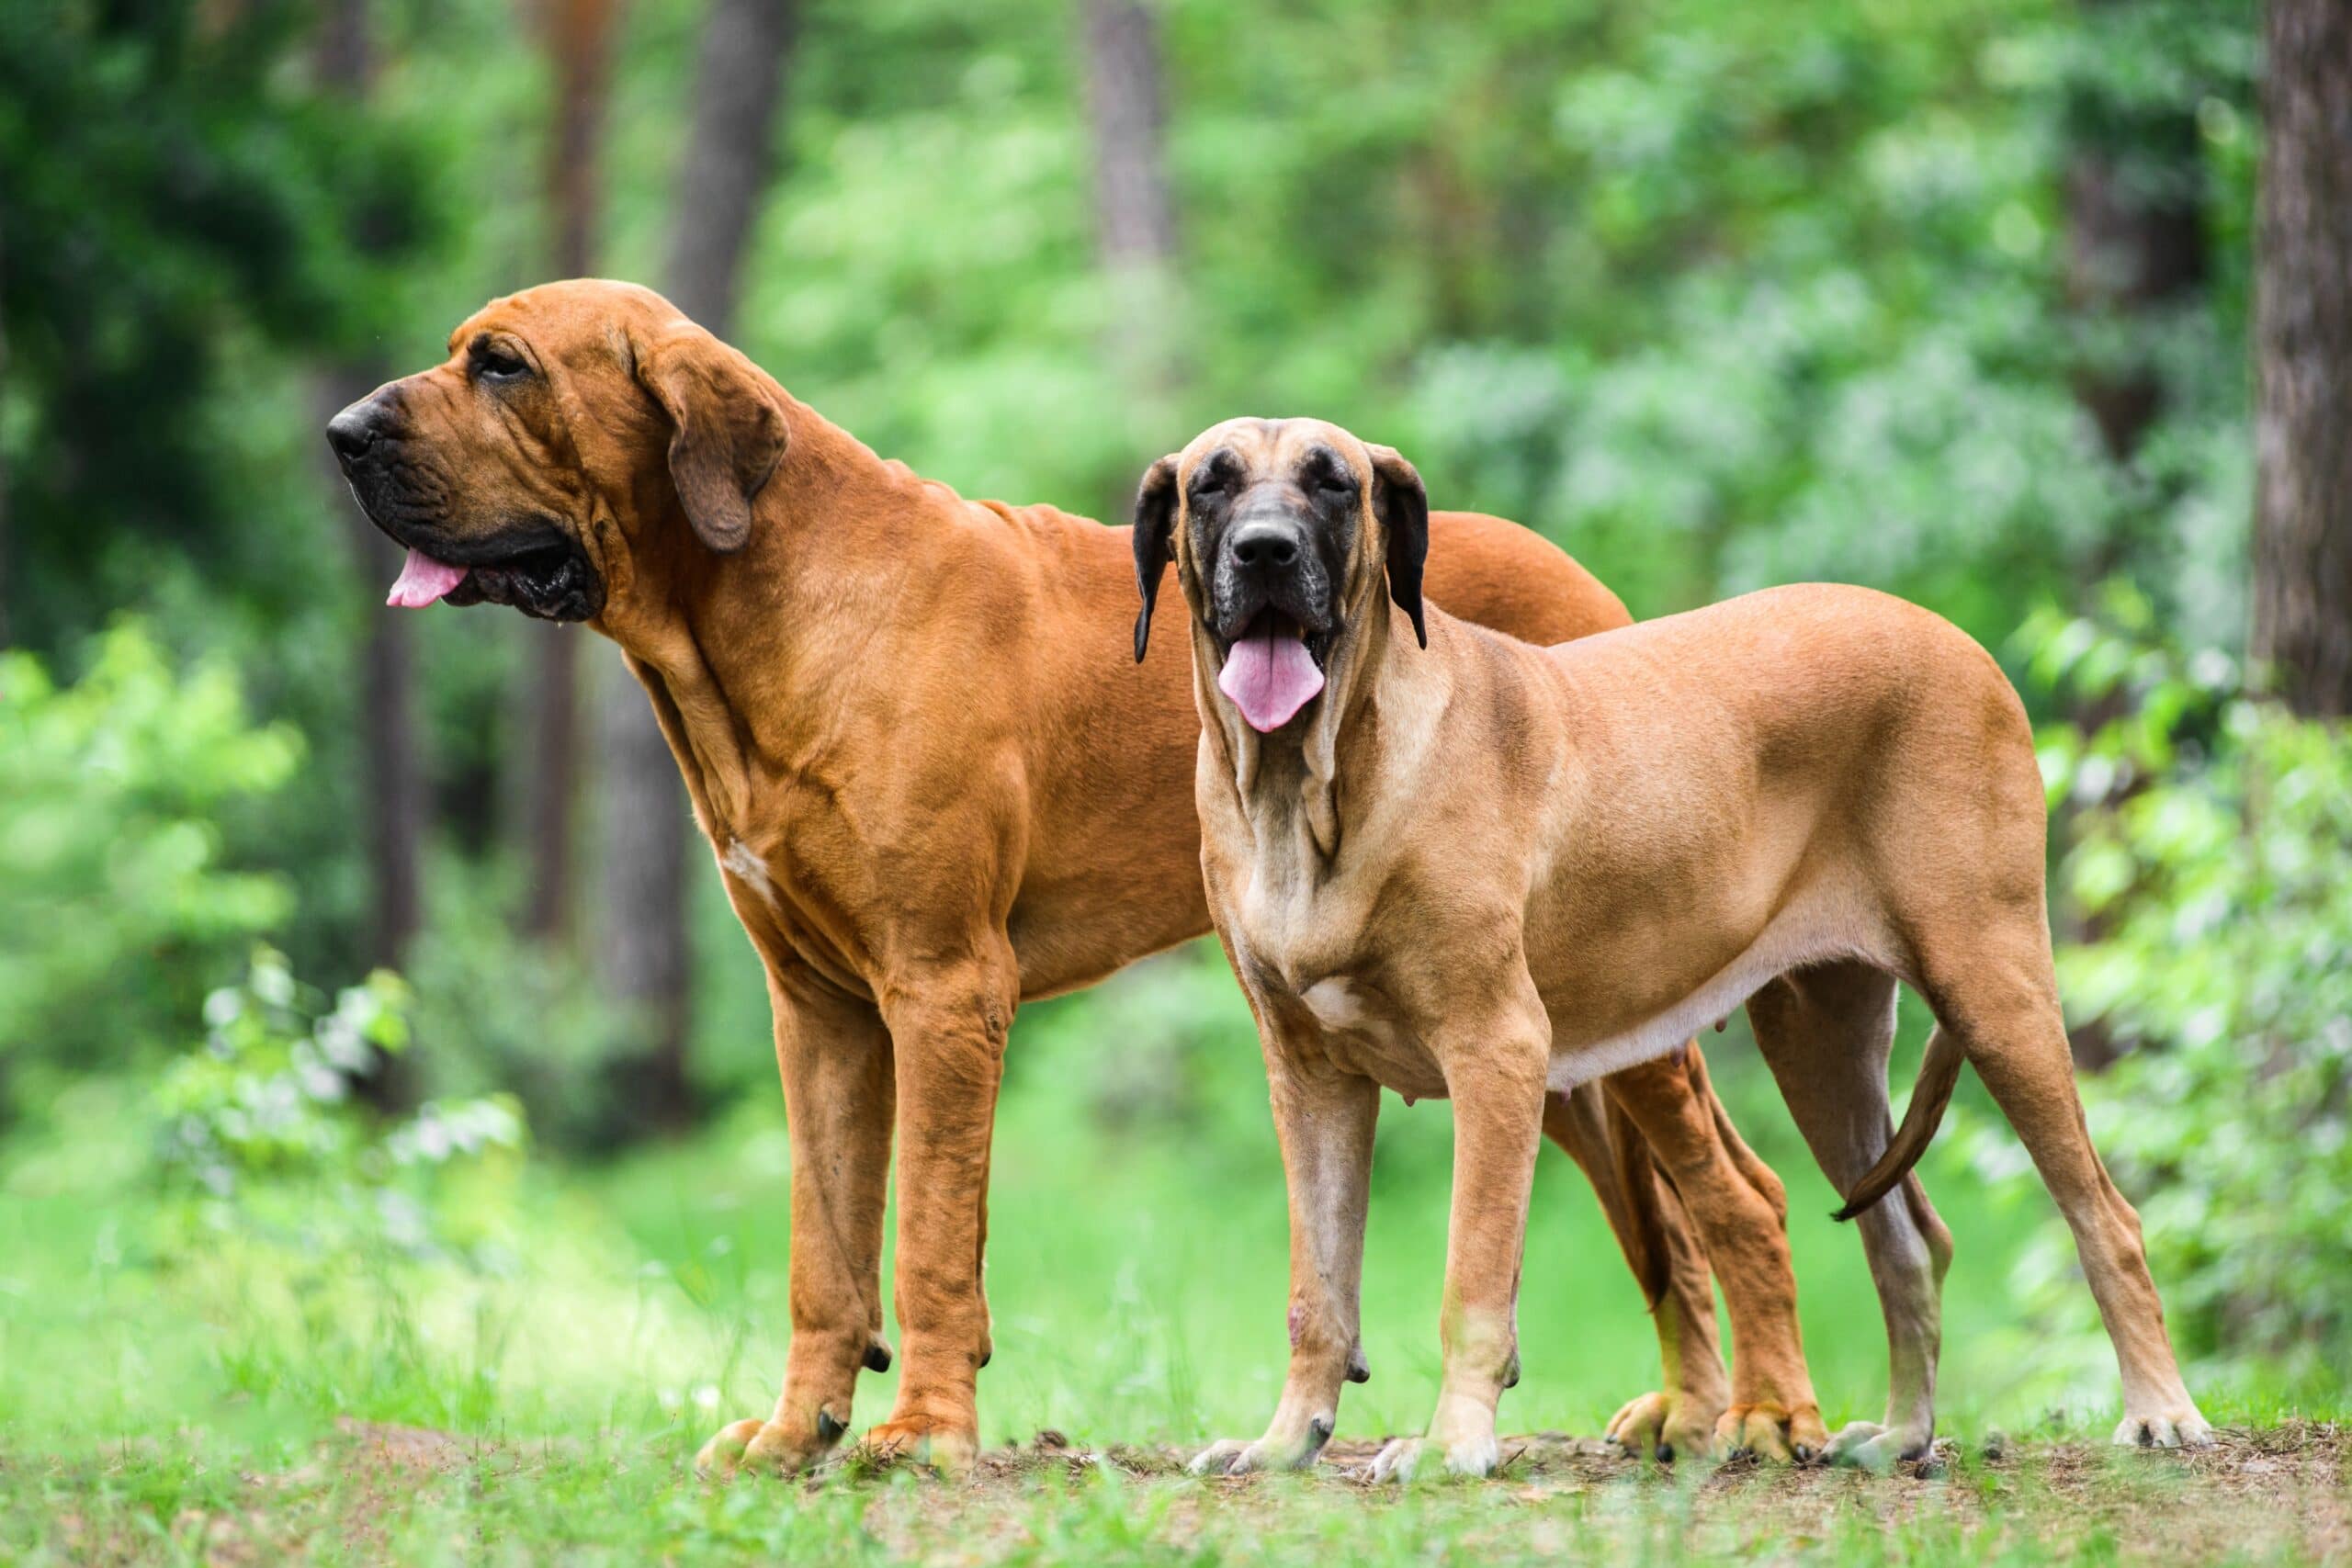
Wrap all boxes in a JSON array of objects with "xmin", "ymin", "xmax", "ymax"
[{"xmin": 1540, "ymin": 890, "xmax": 1892, "ymax": 1089}]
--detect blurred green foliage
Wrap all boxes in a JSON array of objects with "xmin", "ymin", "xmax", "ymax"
[
  {"xmin": 0, "ymin": 0, "xmax": 441, "ymax": 649},
  {"xmin": 0, "ymin": 0, "xmax": 2267, "ymax": 1120},
  {"xmin": 1972, "ymin": 596, "xmax": 2352, "ymax": 1385},
  {"xmin": 0, "ymin": 623, "xmax": 298, "ymax": 1119}
]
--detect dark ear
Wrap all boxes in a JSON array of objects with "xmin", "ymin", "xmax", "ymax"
[
  {"xmin": 1131, "ymin": 455, "xmax": 1180, "ymax": 662},
  {"xmin": 1366, "ymin": 444, "xmax": 1428, "ymax": 649},
  {"xmin": 638, "ymin": 328, "xmax": 787, "ymax": 553}
]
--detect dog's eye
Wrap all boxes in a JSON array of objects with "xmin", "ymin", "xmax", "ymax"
[
  {"xmin": 1193, "ymin": 472, "xmax": 1229, "ymax": 497},
  {"xmin": 473, "ymin": 344, "xmax": 530, "ymax": 381},
  {"xmin": 1312, "ymin": 470, "xmax": 1355, "ymax": 497}
]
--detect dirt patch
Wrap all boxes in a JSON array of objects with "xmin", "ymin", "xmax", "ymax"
[
  {"xmin": 23, "ymin": 1420, "xmax": 2346, "ymax": 1564},
  {"xmin": 851, "ymin": 1423, "xmax": 2352, "ymax": 1563}
]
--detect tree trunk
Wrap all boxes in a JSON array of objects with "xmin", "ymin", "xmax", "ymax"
[
  {"xmin": 313, "ymin": 0, "xmax": 424, "ymax": 1109},
  {"xmin": 2064, "ymin": 0, "xmax": 2209, "ymax": 466},
  {"xmin": 592, "ymin": 0, "xmax": 799, "ymax": 1134},
  {"xmin": 314, "ymin": 0, "xmax": 424, "ymax": 975},
  {"xmin": 665, "ymin": 0, "xmax": 799, "ymax": 326},
  {"xmin": 0, "ymin": 200, "xmax": 12, "ymax": 649},
  {"xmin": 2253, "ymin": 0, "xmax": 2352, "ymax": 717},
  {"xmin": 1080, "ymin": 0, "xmax": 1182, "ymax": 457},
  {"xmin": 522, "ymin": 0, "xmax": 620, "ymax": 945}
]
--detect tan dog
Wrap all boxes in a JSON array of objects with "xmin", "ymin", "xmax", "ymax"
[
  {"xmin": 1136, "ymin": 417, "xmax": 2213, "ymax": 1478},
  {"xmin": 325, "ymin": 280, "xmax": 1817, "ymax": 1472}
]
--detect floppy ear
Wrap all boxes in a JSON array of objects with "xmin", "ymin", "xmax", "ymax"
[
  {"xmin": 637, "ymin": 329, "xmax": 787, "ymax": 553},
  {"xmin": 1131, "ymin": 455, "xmax": 1180, "ymax": 662},
  {"xmin": 1366, "ymin": 444, "xmax": 1429, "ymax": 649}
]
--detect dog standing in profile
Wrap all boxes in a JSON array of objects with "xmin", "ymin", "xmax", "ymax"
[{"xmin": 1135, "ymin": 416, "xmax": 2211, "ymax": 1479}]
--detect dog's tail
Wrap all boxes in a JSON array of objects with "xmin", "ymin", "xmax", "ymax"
[{"xmin": 1831, "ymin": 1024, "xmax": 1968, "ymax": 1223}]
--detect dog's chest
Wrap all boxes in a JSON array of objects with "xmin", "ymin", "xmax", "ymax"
[{"xmin": 1233, "ymin": 878, "xmax": 1446, "ymax": 1098}]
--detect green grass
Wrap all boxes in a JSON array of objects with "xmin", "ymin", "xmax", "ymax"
[{"xmin": 3, "ymin": 965, "xmax": 2346, "ymax": 1563}]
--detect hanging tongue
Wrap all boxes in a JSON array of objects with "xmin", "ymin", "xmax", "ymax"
[
  {"xmin": 1218, "ymin": 615, "xmax": 1325, "ymax": 732},
  {"xmin": 386, "ymin": 548, "xmax": 469, "ymax": 608}
]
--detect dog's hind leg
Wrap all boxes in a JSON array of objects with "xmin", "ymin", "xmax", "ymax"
[
  {"xmin": 1543, "ymin": 1080, "xmax": 1730, "ymax": 1461},
  {"xmin": 1747, "ymin": 962, "xmax": 1947, "ymax": 1468},
  {"xmin": 1599, "ymin": 1050, "xmax": 1826, "ymax": 1462},
  {"xmin": 1917, "ymin": 931, "xmax": 2211, "ymax": 1448}
]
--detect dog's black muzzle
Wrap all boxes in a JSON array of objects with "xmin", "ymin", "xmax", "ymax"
[{"xmin": 1210, "ymin": 513, "xmax": 1336, "ymax": 664}]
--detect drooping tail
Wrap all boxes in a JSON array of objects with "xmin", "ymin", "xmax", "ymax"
[{"xmin": 1831, "ymin": 1024, "xmax": 1967, "ymax": 1222}]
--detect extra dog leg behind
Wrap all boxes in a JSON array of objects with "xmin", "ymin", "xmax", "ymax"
[
  {"xmin": 1542, "ymin": 1083, "xmax": 1731, "ymax": 1461},
  {"xmin": 1603, "ymin": 1049, "xmax": 1827, "ymax": 1461}
]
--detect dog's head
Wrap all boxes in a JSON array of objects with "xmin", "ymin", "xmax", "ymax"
[
  {"xmin": 325, "ymin": 278, "xmax": 786, "ymax": 624},
  {"xmin": 1130, "ymin": 417, "xmax": 1427, "ymax": 734}
]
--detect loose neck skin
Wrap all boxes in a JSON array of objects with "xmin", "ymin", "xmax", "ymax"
[
  {"xmin": 586, "ymin": 383, "xmax": 955, "ymax": 845},
  {"xmin": 1196, "ymin": 577, "xmax": 1437, "ymax": 867}
]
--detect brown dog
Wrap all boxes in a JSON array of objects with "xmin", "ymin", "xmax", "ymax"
[
  {"xmin": 1136, "ymin": 416, "xmax": 2212, "ymax": 1478},
  {"xmin": 326, "ymin": 280, "xmax": 1817, "ymax": 1472}
]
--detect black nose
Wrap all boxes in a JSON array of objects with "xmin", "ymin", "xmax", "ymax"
[
  {"xmin": 1228, "ymin": 520, "xmax": 1302, "ymax": 571},
  {"xmin": 325, "ymin": 397, "xmax": 385, "ymax": 464}
]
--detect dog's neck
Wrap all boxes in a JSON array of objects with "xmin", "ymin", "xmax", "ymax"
[
  {"xmin": 589, "ymin": 386, "xmax": 972, "ymax": 847},
  {"xmin": 1200, "ymin": 592, "xmax": 1441, "ymax": 867}
]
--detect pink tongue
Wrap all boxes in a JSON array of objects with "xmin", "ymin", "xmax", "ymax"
[
  {"xmin": 386, "ymin": 548, "xmax": 469, "ymax": 608},
  {"xmin": 1218, "ymin": 621, "xmax": 1326, "ymax": 732}
]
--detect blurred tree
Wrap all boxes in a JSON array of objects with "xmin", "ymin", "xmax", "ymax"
[
  {"xmin": 1080, "ymin": 0, "xmax": 1181, "ymax": 426},
  {"xmin": 2252, "ymin": 0, "xmax": 2352, "ymax": 717},
  {"xmin": 314, "ymin": 0, "xmax": 427, "ymax": 989},
  {"xmin": 0, "ymin": 202, "xmax": 11, "ymax": 649},
  {"xmin": 524, "ymin": 0, "xmax": 624, "ymax": 944},
  {"xmin": 0, "ymin": 0, "xmax": 432, "ymax": 652},
  {"xmin": 593, "ymin": 0, "xmax": 801, "ymax": 1133},
  {"xmin": 2064, "ymin": 0, "xmax": 2209, "ymax": 468}
]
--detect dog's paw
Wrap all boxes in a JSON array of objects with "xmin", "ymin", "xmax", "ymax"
[
  {"xmin": 1365, "ymin": 1437, "xmax": 1429, "ymax": 1483},
  {"xmin": 1823, "ymin": 1419, "xmax": 1931, "ymax": 1472},
  {"xmin": 1605, "ymin": 1391, "xmax": 1717, "ymax": 1462},
  {"xmin": 2112, "ymin": 1408, "xmax": 2216, "ymax": 1450},
  {"xmin": 1187, "ymin": 1420, "xmax": 1331, "ymax": 1477},
  {"xmin": 1363, "ymin": 1432, "xmax": 1497, "ymax": 1483},
  {"xmin": 695, "ymin": 1412, "xmax": 844, "ymax": 1479},
  {"xmin": 1714, "ymin": 1402, "xmax": 1828, "ymax": 1464},
  {"xmin": 858, "ymin": 1415, "xmax": 979, "ymax": 1477}
]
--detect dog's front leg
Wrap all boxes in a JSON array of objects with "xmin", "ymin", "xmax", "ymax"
[
  {"xmin": 1370, "ymin": 1009, "xmax": 1550, "ymax": 1483},
  {"xmin": 860, "ymin": 954, "xmax": 1018, "ymax": 1474},
  {"xmin": 697, "ymin": 973, "xmax": 896, "ymax": 1478},
  {"xmin": 1189, "ymin": 1054, "xmax": 1380, "ymax": 1476}
]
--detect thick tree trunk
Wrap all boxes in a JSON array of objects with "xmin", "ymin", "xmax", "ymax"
[
  {"xmin": 592, "ymin": 0, "xmax": 799, "ymax": 1134},
  {"xmin": 522, "ymin": 0, "xmax": 620, "ymax": 945},
  {"xmin": 1080, "ymin": 0, "xmax": 1182, "ymax": 430},
  {"xmin": 2253, "ymin": 0, "xmax": 2352, "ymax": 717}
]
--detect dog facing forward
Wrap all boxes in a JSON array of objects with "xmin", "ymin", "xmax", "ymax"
[{"xmin": 1133, "ymin": 416, "xmax": 2211, "ymax": 1480}]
